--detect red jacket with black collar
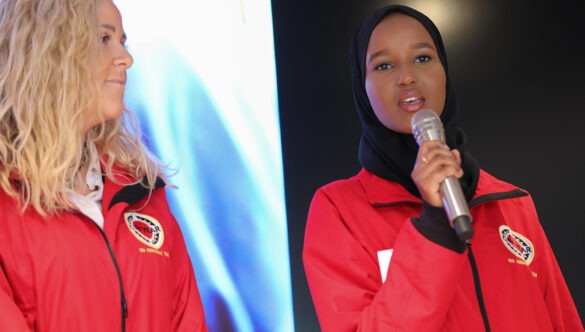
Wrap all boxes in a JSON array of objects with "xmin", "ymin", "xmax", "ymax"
[
  {"xmin": 303, "ymin": 168, "xmax": 583, "ymax": 331},
  {"xmin": 0, "ymin": 172, "xmax": 207, "ymax": 331}
]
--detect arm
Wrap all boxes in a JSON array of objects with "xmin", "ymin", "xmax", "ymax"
[
  {"xmin": 171, "ymin": 219, "xmax": 207, "ymax": 331},
  {"xmin": 158, "ymin": 189, "xmax": 207, "ymax": 332},
  {"xmin": 0, "ymin": 264, "xmax": 31, "ymax": 331},
  {"xmin": 521, "ymin": 197, "xmax": 584, "ymax": 331},
  {"xmin": 170, "ymin": 230, "xmax": 208, "ymax": 332},
  {"xmin": 303, "ymin": 190, "xmax": 467, "ymax": 332},
  {"xmin": 540, "ymin": 240, "xmax": 584, "ymax": 331}
]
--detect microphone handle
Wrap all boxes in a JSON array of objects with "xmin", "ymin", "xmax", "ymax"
[{"xmin": 440, "ymin": 176, "xmax": 474, "ymax": 241}]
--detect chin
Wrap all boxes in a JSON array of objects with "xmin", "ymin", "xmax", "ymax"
[{"xmin": 102, "ymin": 105, "xmax": 125, "ymax": 121}]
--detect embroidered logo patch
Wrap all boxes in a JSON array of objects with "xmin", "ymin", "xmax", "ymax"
[
  {"xmin": 124, "ymin": 212, "xmax": 164, "ymax": 249},
  {"xmin": 499, "ymin": 225, "xmax": 534, "ymax": 265}
]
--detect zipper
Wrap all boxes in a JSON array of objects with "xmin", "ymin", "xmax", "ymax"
[
  {"xmin": 374, "ymin": 187, "xmax": 528, "ymax": 331},
  {"xmin": 467, "ymin": 241, "xmax": 490, "ymax": 331},
  {"xmin": 463, "ymin": 190, "xmax": 527, "ymax": 332},
  {"xmin": 93, "ymin": 223, "xmax": 128, "ymax": 332},
  {"xmin": 467, "ymin": 189, "xmax": 527, "ymax": 331}
]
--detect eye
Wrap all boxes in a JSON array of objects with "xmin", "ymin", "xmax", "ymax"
[
  {"xmin": 120, "ymin": 33, "xmax": 128, "ymax": 48},
  {"xmin": 374, "ymin": 63, "xmax": 393, "ymax": 71},
  {"xmin": 414, "ymin": 55, "xmax": 431, "ymax": 63},
  {"xmin": 98, "ymin": 33, "xmax": 111, "ymax": 44}
]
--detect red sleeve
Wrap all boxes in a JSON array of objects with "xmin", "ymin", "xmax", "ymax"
[
  {"xmin": 540, "ymin": 241, "xmax": 584, "ymax": 331},
  {"xmin": 303, "ymin": 189, "xmax": 467, "ymax": 331},
  {"xmin": 523, "ymin": 198, "xmax": 584, "ymax": 331},
  {"xmin": 0, "ymin": 265, "xmax": 30, "ymax": 331},
  {"xmin": 170, "ymin": 234, "xmax": 208, "ymax": 331},
  {"xmin": 160, "ymin": 190, "xmax": 207, "ymax": 331}
]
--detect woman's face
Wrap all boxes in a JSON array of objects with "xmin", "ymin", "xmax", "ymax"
[
  {"xmin": 364, "ymin": 13, "xmax": 446, "ymax": 134},
  {"xmin": 86, "ymin": 0, "xmax": 133, "ymax": 130}
]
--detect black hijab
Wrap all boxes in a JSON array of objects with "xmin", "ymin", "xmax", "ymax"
[{"xmin": 349, "ymin": 5, "xmax": 479, "ymax": 201}]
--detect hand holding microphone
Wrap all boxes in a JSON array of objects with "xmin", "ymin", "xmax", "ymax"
[{"xmin": 411, "ymin": 109, "xmax": 474, "ymax": 241}]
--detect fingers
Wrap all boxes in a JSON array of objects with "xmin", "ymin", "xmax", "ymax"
[
  {"xmin": 412, "ymin": 141, "xmax": 463, "ymax": 207},
  {"xmin": 415, "ymin": 141, "xmax": 462, "ymax": 178},
  {"xmin": 451, "ymin": 148, "xmax": 462, "ymax": 166}
]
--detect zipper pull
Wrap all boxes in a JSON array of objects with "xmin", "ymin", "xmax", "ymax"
[{"xmin": 123, "ymin": 298, "xmax": 128, "ymax": 317}]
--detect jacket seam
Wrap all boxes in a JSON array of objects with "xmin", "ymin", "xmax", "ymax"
[
  {"xmin": 469, "ymin": 189, "xmax": 528, "ymax": 208},
  {"xmin": 371, "ymin": 189, "xmax": 527, "ymax": 208}
]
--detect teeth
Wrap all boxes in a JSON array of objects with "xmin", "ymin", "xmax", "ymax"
[{"xmin": 403, "ymin": 97, "xmax": 418, "ymax": 104}]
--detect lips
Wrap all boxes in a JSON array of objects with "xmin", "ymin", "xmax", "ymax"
[
  {"xmin": 105, "ymin": 79, "xmax": 125, "ymax": 85},
  {"xmin": 105, "ymin": 73, "xmax": 126, "ymax": 85},
  {"xmin": 398, "ymin": 91, "xmax": 425, "ymax": 112}
]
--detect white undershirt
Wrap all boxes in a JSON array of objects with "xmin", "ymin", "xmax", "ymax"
[{"xmin": 66, "ymin": 143, "xmax": 105, "ymax": 228}]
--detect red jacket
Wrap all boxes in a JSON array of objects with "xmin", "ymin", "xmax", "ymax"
[
  {"xmin": 303, "ymin": 168, "xmax": 583, "ymax": 331},
  {"xmin": 0, "ymin": 172, "xmax": 207, "ymax": 331}
]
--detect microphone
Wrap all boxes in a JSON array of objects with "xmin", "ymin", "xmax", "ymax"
[{"xmin": 411, "ymin": 109, "xmax": 474, "ymax": 241}]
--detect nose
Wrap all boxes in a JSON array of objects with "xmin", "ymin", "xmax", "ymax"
[
  {"xmin": 114, "ymin": 47, "xmax": 133, "ymax": 69},
  {"xmin": 396, "ymin": 66, "xmax": 416, "ymax": 87}
]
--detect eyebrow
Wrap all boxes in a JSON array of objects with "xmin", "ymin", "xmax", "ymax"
[
  {"xmin": 101, "ymin": 23, "xmax": 127, "ymax": 41},
  {"xmin": 412, "ymin": 41, "xmax": 435, "ymax": 50},
  {"xmin": 367, "ymin": 41, "xmax": 436, "ymax": 64}
]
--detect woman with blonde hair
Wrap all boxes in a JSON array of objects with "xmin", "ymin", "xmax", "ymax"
[{"xmin": 0, "ymin": 0, "xmax": 207, "ymax": 330}]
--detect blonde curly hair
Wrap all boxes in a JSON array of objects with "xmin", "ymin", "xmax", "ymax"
[{"xmin": 0, "ymin": 0, "xmax": 168, "ymax": 214}]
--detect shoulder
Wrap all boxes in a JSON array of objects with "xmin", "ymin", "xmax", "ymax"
[
  {"xmin": 317, "ymin": 172, "xmax": 363, "ymax": 195},
  {"xmin": 311, "ymin": 168, "xmax": 417, "ymax": 210},
  {"xmin": 308, "ymin": 170, "xmax": 365, "ymax": 215},
  {"xmin": 0, "ymin": 186, "xmax": 27, "ymax": 219},
  {"xmin": 476, "ymin": 169, "xmax": 529, "ymax": 195},
  {"xmin": 313, "ymin": 168, "xmax": 380, "ymax": 204},
  {"xmin": 475, "ymin": 169, "xmax": 539, "ymax": 218}
]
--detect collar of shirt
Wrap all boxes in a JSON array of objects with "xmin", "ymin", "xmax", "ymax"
[{"xmin": 66, "ymin": 142, "xmax": 105, "ymax": 228}]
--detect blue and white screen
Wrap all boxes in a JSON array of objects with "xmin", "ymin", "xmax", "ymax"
[{"xmin": 117, "ymin": 1, "xmax": 293, "ymax": 331}]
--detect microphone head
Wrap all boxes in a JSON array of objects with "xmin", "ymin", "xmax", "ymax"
[{"xmin": 411, "ymin": 109, "xmax": 445, "ymax": 145}]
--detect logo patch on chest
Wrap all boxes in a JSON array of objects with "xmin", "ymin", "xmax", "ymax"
[
  {"xmin": 499, "ymin": 225, "xmax": 534, "ymax": 265},
  {"xmin": 124, "ymin": 212, "xmax": 165, "ymax": 249}
]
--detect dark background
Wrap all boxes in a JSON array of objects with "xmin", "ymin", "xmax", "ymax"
[{"xmin": 271, "ymin": 0, "xmax": 585, "ymax": 330}]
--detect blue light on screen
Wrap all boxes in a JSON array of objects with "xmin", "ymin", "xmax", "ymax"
[{"xmin": 117, "ymin": 1, "xmax": 293, "ymax": 331}]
